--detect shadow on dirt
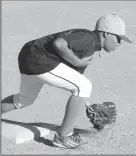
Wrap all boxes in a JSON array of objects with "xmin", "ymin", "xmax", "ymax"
[{"xmin": 2, "ymin": 118, "xmax": 95, "ymax": 147}]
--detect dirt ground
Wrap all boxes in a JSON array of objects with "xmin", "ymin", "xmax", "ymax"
[{"xmin": 2, "ymin": 1, "xmax": 136, "ymax": 155}]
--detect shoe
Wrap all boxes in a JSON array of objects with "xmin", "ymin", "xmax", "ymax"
[{"xmin": 52, "ymin": 131, "xmax": 81, "ymax": 149}]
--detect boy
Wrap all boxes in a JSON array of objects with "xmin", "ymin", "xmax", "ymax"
[{"xmin": 1, "ymin": 14, "xmax": 133, "ymax": 149}]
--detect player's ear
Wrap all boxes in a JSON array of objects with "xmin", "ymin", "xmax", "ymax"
[{"xmin": 103, "ymin": 32, "xmax": 109, "ymax": 39}]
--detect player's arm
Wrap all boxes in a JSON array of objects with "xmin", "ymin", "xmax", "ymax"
[{"xmin": 53, "ymin": 38, "xmax": 92, "ymax": 67}]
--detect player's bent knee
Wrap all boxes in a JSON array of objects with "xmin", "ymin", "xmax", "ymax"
[
  {"xmin": 13, "ymin": 94, "xmax": 33, "ymax": 109},
  {"xmin": 72, "ymin": 79, "xmax": 92, "ymax": 98},
  {"xmin": 82, "ymin": 79, "xmax": 92, "ymax": 98}
]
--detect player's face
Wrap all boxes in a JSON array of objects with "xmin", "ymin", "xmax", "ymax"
[{"xmin": 103, "ymin": 33, "xmax": 121, "ymax": 52}]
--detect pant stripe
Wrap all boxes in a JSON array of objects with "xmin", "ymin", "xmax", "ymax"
[{"xmin": 49, "ymin": 72, "xmax": 80, "ymax": 96}]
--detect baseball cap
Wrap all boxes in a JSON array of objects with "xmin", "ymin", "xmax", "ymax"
[{"xmin": 95, "ymin": 14, "xmax": 133, "ymax": 43}]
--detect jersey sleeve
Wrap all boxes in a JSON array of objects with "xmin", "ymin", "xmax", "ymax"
[{"xmin": 60, "ymin": 31, "xmax": 88, "ymax": 51}]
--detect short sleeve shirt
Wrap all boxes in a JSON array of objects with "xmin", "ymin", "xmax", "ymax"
[{"xmin": 18, "ymin": 29, "xmax": 101, "ymax": 75}]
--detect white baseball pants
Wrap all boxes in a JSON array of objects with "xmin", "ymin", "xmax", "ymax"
[{"xmin": 13, "ymin": 63, "xmax": 92, "ymax": 109}]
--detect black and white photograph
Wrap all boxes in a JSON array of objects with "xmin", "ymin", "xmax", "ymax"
[{"xmin": 1, "ymin": 1, "xmax": 136, "ymax": 155}]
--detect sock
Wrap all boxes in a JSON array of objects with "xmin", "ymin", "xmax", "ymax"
[{"xmin": 58, "ymin": 95, "xmax": 88, "ymax": 137}]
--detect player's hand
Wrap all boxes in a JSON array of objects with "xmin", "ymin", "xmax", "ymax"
[{"xmin": 80, "ymin": 55, "xmax": 93, "ymax": 67}]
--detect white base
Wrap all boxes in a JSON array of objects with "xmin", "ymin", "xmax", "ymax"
[{"xmin": 2, "ymin": 122, "xmax": 50, "ymax": 144}]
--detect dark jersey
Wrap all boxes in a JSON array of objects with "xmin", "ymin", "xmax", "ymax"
[{"xmin": 18, "ymin": 29, "xmax": 101, "ymax": 75}]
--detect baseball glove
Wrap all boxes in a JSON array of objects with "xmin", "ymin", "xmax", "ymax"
[{"xmin": 86, "ymin": 102, "xmax": 117, "ymax": 131}]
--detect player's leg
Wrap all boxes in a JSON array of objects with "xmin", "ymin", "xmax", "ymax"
[
  {"xmin": 36, "ymin": 63, "xmax": 92, "ymax": 148},
  {"xmin": 1, "ymin": 95, "xmax": 16, "ymax": 113},
  {"xmin": 1, "ymin": 74, "xmax": 44, "ymax": 114}
]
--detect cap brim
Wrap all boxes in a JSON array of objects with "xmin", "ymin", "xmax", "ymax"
[{"xmin": 119, "ymin": 35, "xmax": 134, "ymax": 43}]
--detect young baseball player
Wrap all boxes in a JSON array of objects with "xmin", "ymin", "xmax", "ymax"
[{"xmin": 1, "ymin": 14, "xmax": 133, "ymax": 149}]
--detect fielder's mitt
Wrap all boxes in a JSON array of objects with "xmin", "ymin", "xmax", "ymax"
[{"xmin": 86, "ymin": 102, "xmax": 117, "ymax": 130}]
